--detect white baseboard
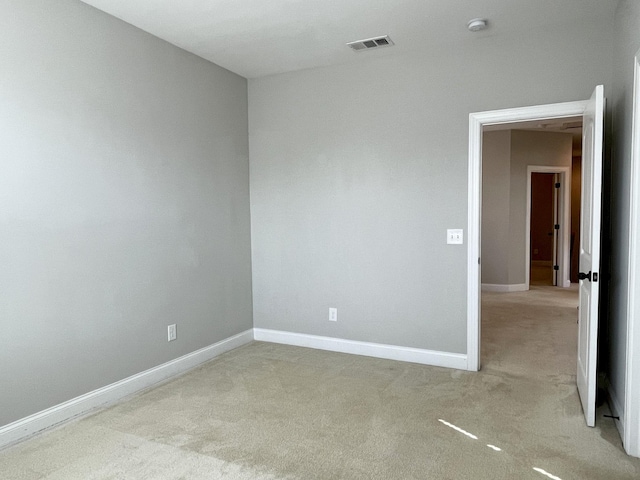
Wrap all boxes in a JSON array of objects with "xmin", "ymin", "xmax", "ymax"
[
  {"xmin": 0, "ymin": 329, "xmax": 254, "ymax": 450},
  {"xmin": 253, "ymin": 328, "xmax": 468, "ymax": 371},
  {"xmin": 481, "ymin": 283, "xmax": 528, "ymax": 292},
  {"xmin": 607, "ymin": 383, "xmax": 626, "ymax": 443},
  {"xmin": 0, "ymin": 328, "xmax": 473, "ymax": 450}
]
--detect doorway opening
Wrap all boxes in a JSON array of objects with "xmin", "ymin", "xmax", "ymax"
[
  {"xmin": 478, "ymin": 126, "xmax": 582, "ymax": 397},
  {"xmin": 525, "ymin": 165, "xmax": 575, "ymax": 290},
  {"xmin": 529, "ymin": 172, "xmax": 559, "ymax": 287},
  {"xmin": 479, "ymin": 126, "xmax": 581, "ymax": 383},
  {"xmin": 467, "ymin": 87, "xmax": 605, "ymax": 427}
]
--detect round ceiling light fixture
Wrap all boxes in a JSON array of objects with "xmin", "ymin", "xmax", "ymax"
[{"xmin": 467, "ymin": 18, "xmax": 488, "ymax": 32}]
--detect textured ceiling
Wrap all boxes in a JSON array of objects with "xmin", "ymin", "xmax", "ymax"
[{"xmin": 79, "ymin": 0, "xmax": 618, "ymax": 78}]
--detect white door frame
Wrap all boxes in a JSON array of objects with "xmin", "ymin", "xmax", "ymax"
[
  {"xmin": 467, "ymin": 100, "xmax": 588, "ymax": 371},
  {"xmin": 623, "ymin": 49, "xmax": 640, "ymax": 458},
  {"xmin": 525, "ymin": 167, "xmax": 572, "ymax": 290}
]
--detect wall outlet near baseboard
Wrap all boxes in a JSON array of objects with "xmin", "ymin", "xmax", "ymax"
[
  {"xmin": 168, "ymin": 324, "xmax": 177, "ymax": 342},
  {"xmin": 329, "ymin": 308, "xmax": 338, "ymax": 322}
]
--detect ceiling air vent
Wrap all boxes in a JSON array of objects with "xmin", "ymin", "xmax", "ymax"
[{"xmin": 347, "ymin": 35, "xmax": 394, "ymax": 52}]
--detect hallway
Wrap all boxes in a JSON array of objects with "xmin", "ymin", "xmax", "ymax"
[{"xmin": 482, "ymin": 285, "xmax": 579, "ymax": 379}]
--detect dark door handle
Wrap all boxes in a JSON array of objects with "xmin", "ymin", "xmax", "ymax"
[{"xmin": 578, "ymin": 271, "xmax": 592, "ymax": 281}]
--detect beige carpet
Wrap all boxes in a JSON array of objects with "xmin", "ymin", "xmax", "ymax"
[{"xmin": 2, "ymin": 286, "xmax": 640, "ymax": 479}]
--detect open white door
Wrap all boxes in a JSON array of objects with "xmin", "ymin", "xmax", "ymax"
[{"xmin": 577, "ymin": 85, "xmax": 605, "ymax": 427}]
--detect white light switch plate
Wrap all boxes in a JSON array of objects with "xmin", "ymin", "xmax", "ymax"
[{"xmin": 447, "ymin": 229, "xmax": 463, "ymax": 245}]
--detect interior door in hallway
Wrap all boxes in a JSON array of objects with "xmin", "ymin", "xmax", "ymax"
[
  {"xmin": 577, "ymin": 85, "xmax": 605, "ymax": 427},
  {"xmin": 530, "ymin": 173, "xmax": 556, "ymax": 286},
  {"xmin": 553, "ymin": 173, "xmax": 560, "ymax": 286}
]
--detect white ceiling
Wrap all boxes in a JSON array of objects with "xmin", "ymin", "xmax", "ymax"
[
  {"xmin": 485, "ymin": 116, "xmax": 584, "ymax": 154},
  {"xmin": 79, "ymin": 0, "xmax": 618, "ymax": 79}
]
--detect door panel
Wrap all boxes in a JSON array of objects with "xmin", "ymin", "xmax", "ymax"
[{"xmin": 577, "ymin": 85, "xmax": 604, "ymax": 427}]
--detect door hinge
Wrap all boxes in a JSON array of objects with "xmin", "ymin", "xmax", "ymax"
[
  {"xmin": 554, "ymin": 224, "xmax": 560, "ymax": 230},
  {"xmin": 555, "ymin": 182, "xmax": 561, "ymax": 189},
  {"xmin": 554, "ymin": 265, "xmax": 559, "ymax": 271}
]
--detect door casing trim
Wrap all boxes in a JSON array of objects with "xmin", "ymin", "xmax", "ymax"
[
  {"xmin": 623, "ymin": 49, "xmax": 640, "ymax": 458},
  {"xmin": 467, "ymin": 100, "xmax": 588, "ymax": 371}
]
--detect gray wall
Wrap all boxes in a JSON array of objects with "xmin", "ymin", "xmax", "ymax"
[
  {"xmin": 482, "ymin": 130, "xmax": 572, "ymax": 286},
  {"xmin": 0, "ymin": 0, "xmax": 252, "ymax": 426},
  {"xmin": 607, "ymin": 0, "xmax": 640, "ymax": 420},
  {"xmin": 482, "ymin": 130, "xmax": 511, "ymax": 285},
  {"xmin": 249, "ymin": 25, "xmax": 614, "ymax": 354}
]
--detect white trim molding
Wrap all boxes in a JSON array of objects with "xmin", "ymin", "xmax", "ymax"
[
  {"xmin": 623, "ymin": 49, "xmax": 640, "ymax": 458},
  {"xmin": 468, "ymin": 99, "xmax": 589, "ymax": 373},
  {"xmin": 608, "ymin": 382, "xmax": 626, "ymax": 446},
  {"xmin": 254, "ymin": 328, "xmax": 468, "ymax": 371},
  {"xmin": 0, "ymin": 329, "xmax": 254, "ymax": 450},
  {"xmin": 481, "ymin": 283, "xmax": 528, "ymax": 293}
]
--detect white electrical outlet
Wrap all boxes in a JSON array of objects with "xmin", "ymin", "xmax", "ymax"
[
  {"xmin": 447, "ymin": 229, "xmax": 464, "ymax": 245},
  {"xmin": 329, "ymin": 307, "xmax": 338, "ymax": 322},
  {"xmin": 168, "ymin": 324, "xmax": 177, "ymax": 342}
]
